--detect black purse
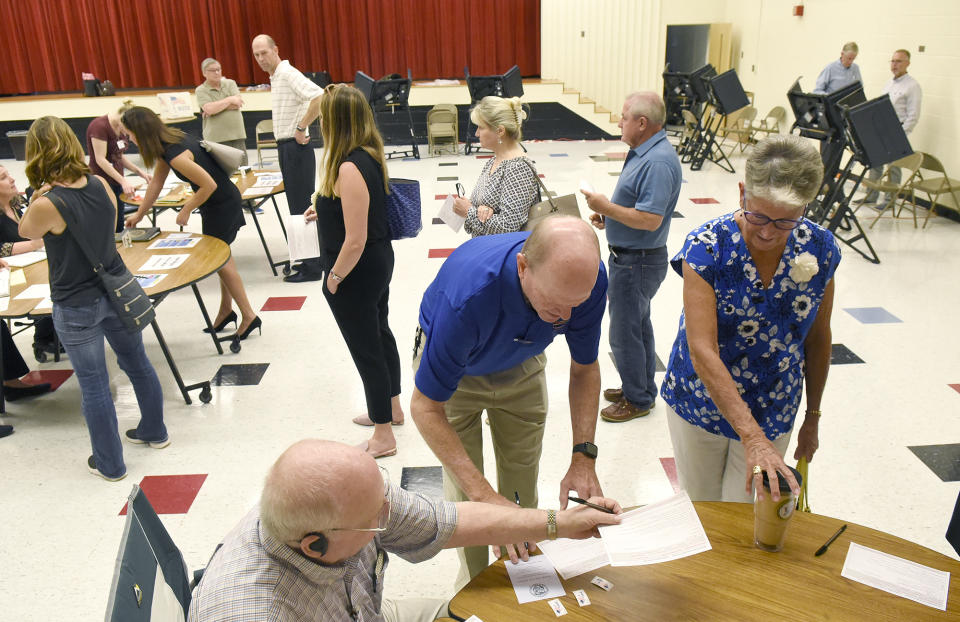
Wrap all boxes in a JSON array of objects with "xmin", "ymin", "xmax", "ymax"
[{"xmin": 47, "ymin": 189, "xmax": 155, "ymax": 332}]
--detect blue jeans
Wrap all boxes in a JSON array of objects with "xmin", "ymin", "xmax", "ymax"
[
  {"xmin": 53, "ymin": 295, "xmax": 165, "ymax": 478},
  {"xmin": 607, "ymin": 247, "xmax": 669, "ymax": 409}
]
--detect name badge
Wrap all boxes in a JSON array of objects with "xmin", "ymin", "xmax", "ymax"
[{"xmin": 116, "ymin": 139, "xmax": 126, "ymax": 150}]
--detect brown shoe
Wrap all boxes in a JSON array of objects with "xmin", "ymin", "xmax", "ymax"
[
  {"xmin": 603, "ymin": 387, "xmax": 623, "ymax": 402},
  {"xmin": 600, "ymin": 398, "xmax": 652, "ymax": 423}
]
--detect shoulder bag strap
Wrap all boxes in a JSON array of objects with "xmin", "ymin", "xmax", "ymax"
[
  {"xmin": 44, "ymin": 187, "xmax": 107, "ymax": 275},
  {"xmin": 520, "ymin": 158, "xmax": 557, "ymax": 209}
]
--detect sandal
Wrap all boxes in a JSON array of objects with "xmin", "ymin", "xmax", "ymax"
[{"xmin": 356, "ymin": 440, "xmax": 398, "ymax": 459}]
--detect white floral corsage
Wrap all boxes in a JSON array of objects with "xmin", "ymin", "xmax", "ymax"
[{"xmin": 788, "ymin": 252, "xmax": 819, "ymax": 283}]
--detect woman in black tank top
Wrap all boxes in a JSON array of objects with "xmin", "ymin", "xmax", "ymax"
[
  {"xmin": 308, "ymin": 85, "xmax": 402, "ymax": 458},
  {"xmin": 20, "ymin": 116, "xmax": 167, "ymax": 482}
]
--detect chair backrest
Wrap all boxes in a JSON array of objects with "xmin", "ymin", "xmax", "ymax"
[
  {"xmin": 681, "ymin": 109, "xmax": 698, "ymax": 126},
  {"xmin": 762, "ymin": 105, "xmax": 786, "ymax": 131},
  {"xmin": 885, "ymin": 152, "xmax": 924, "ymax": 187},
  {"xmin": 737, "ymin": 106, "xmax": 758, "ymax": 127},
  {"xmin": 256, "ymin": 119, "xmax": 273, "ymax": 137},
  {"xmin": 427, "ymin": 107, "xmax": 457, "ymax": 124},
  {"xmin": 918, "ymin": 152, "xmax": 946, "ymax": 175}
]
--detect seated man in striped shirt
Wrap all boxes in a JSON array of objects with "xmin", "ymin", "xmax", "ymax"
[{"xmin": 188, "ymin": 439, "xmax": 621, "ymax": 622}]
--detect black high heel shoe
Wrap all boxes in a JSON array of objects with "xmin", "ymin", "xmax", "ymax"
[
  {"xmin": 234, "ymin": 316, "xmax": 262, "ymax": 341},
  {"xmin": 203, "ymin": 311, "xmax": 237, "ymax": 334}
]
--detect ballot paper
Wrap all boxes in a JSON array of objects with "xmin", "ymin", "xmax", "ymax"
[
  {"xmin": 504, "ymin": 555, "xmax": 566, "ymax": 604},
  {"xmin": 252, "ymin": 174, "xmax": 283, "ymax": 188},
  {"xmin": 841, "ymin": 542, "xmax": 950, "ymax": 610},
  {"xmin": 164, "ymin": 232, "xmax": 192, "ymax": 239},
  {"xmin": 598, "ymin": 490, "xmax": 711, "ymax": 566},
  {"xmin": 148, "ymin": 237, "xmax": 200, "ymax": 250},
  {"xmin": 286, "ymin": 216, "xmax": 321, "ymax": 261},
  {"xmin": 436, "ymin": 195, "xmax": 465, "ymax": 232},
  {"xmin": 139, "ymin": 254, "xmax": 189, "ymax": 271},
  {"xmin": 538, "ymin": 537, "xmax": 609, "ymax": 580},
  {"xmin": 15, "ymin": 284, "xmax": 51, "ymax": 300},
  {"xmin": 3, "ymin": 251, "xmax": 46, "ymax": 268},
  {"xmin": 134, "ymin": 274, "xmax": 167, "ymax": 289},
  {"xmin": 0, "ymin": 297, "xmax": 8, "ymax": 312}
]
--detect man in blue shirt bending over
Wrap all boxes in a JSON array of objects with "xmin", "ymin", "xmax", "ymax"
[{"xmin": 411, "ymin": 216, "xmax": 608, "ymax": 587}]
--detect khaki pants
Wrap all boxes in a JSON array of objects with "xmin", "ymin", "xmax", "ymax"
[
  {"xmin": 413, "ymin": 331, "xmax": 548, "ymax": 588},
  {"xmin": 665, "ymin": 404, "xmax": 793, "ymax": 502},
  {"xmin": 381, "ymin": 597, "xmax": 448, "ymax": 622}
]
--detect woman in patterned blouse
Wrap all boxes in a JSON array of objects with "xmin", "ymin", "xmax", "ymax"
[
  {"xmin": 661, "ymin": 135, "xmax": 840, "ymax": 503},
  {"xmin": 452, "ymin": 96, "xmax": 539, "ymax": 236}
]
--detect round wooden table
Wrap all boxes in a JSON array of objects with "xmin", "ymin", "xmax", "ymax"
[
  {"xmin": 6, "ymin": 233, "xmax": 231, "ymax": 404},
  {"xmin": 449, "ymin": 502, "xmax": 960, "ymax": 620}
]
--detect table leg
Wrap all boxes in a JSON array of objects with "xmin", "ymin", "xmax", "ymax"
[
  {"xmin": 271, "ymin": 196, "xmax": 288, "ymax": 241},
  {"xmin": 191, "ymin": 284, "xmax": 224, "ymax": 355},
  {"xmin": 148, "ymin": 318, "xmax": 212, "ymax": 405},
  {"xmin": 244, "ymin": 198, "xmax": 286, "ymax": 276}
]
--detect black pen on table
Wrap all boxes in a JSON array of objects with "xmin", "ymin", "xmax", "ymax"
[
  {"xmin": 568, "ymin": 496, "xmax": 615, "ymax": 514},
  {"xmin": 815, "ymin": 524, "xmax": 847, "ymax": 556}
]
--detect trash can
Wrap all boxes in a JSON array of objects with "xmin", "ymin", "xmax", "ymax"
[{"xmin": 6, "ymin": 130, "xmax": 27, "ymax": 161}]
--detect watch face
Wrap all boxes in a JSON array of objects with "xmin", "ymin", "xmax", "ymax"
[{"xmin": 575, "ymin": 443, "xmax": 598, "ymax": 459}]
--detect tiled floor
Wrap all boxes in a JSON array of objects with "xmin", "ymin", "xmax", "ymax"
[{"xmin": 1, "ymin": 138, "xmax": 959, "ymax": 620}]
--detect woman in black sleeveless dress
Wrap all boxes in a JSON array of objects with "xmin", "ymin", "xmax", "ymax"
[
  {"xmin": 121, "ymin": 107, "xmax": 260, "ymax": 341},
  {"xmin": 306, "ymin": 85, "xmax": 402, "ymax": 458}
]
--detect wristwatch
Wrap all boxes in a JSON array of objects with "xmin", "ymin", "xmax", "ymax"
[
  {"xmin": 572, "ymin": 442, "xmax": 598, "ymax": 460},
  {"xmin": 296, "ymin": 125, "xmax": 307, "ymax": 133},
  {"xmin": 546, "ymin": 509, "xmax": 558, "ymax": 540}
]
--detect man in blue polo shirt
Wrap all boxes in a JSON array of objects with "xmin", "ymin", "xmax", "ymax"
[
  {"xmin": 582, "ymin": 91, "xmax": 681, "ymax": 423},
  {"xmin": 411, "ymin": 216, "xmax": 607, "ymax": 587}
]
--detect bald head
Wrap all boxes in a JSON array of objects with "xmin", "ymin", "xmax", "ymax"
[
  {"xmin": 519, "ymin": 217, "xmax": 600, "ymax": 324},
  {"xmin": 260, "ymin": 440, "xmax": 381, "ymax": 544},
  {"xmin": 251, "ymin": 34, "xmax": 281, "ymax": 75}
]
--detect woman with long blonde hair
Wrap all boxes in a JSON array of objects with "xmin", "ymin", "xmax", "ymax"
[{"xmin": 304, "ymin": 84, "xmax": 401, "ymax": 458}]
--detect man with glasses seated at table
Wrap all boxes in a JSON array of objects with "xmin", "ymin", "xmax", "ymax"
[{"xmin": 187, "ymin": 439, "xmax": 621, "ymax": 622}]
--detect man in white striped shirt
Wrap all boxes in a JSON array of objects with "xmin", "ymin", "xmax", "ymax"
[
  {"xmin": 188, "ymin": 439, "xmax": 622, "ymax": 622},
  {"xmin": 251, "ymin": 34, "xmax": 325, "ymax": 282}
]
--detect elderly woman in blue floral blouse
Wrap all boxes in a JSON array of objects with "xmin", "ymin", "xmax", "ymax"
[{"xmin": 661, "ymin": 135, "xmax": 840, "ymax": 503}]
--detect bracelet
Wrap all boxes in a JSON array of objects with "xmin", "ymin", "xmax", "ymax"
[
  {"xmin": 546, "ymin": 509, "xmax": 558, "ymax": 540},
  {"xmin": 806, "ymin": 409, "xmax": 822, "ymax": 418},
  {"xmin": 329, "ymin": 271, "xmax": 344, "ymax": 282},
  {"xmin": 296, "ymin": 125, "xmax": 307, "ymax": 133}
]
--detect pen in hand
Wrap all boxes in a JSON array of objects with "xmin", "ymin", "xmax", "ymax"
[
  {"xmin": 568, "ymin": 496, "xmax": 615, "ymax": 514},
  {"xmin": 815, "ymin": 524, "xmax": 847, "ymax": 556}
]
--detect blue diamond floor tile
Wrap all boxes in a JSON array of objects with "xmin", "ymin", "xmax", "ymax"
[
  {"xmin": 843, "ymin": 307, "xmax": 903, "ymax": 324},
  {"xmin": 831, "ymin": 344, "xmax": 864, "ymax": 364},
  {"xmin": 549, "ymin": 153, "xmax": 569, "ymax": 157},
  {"xmin": 212, "ymin": 363, "xmax": 269, "ymax": 386},
  {"xmin": 400, "ymin": 466, "xmax": 444, "ymax": 499},
  {"xmin": 672, "ymin": 211, "xmax": 685, "ymax": 218},
  {"xmin": 909, "ymin": 444, "xmax": 960, "ymax": 482}
]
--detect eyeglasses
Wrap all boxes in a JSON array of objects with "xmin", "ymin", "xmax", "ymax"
[{"xmin": 741, "ymin": 208, "xmax": 804, "ymax": 230}]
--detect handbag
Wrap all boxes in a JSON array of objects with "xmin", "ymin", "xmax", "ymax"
[
  {"xmin": 200, "ymin": 140, "xmax": 244, "ymax": 175},
  {"xmin": 385, "ymin": 177, "xmax": 422, "ymax": 240},
  {"xmin": 520, "ymin": 159, "xmax": 582, "ymax": 231},
  {"xmin": 47, "ymin": 189, "xmax": 156, "ymax": 332}
]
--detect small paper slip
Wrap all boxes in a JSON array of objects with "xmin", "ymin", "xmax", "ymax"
[
  {"xmin": 841, "ymin": 542, "xmax": 950, "ymax": 610},
  {"xmin": 148, "ymin": 237, "xmax": 200, "ymax": 250},
  {"xmin": 0, "ymin": 297, "xmax": 9, "ymax": 312},
  {"xmin": 139, "ymin": 254, "xmax": 189, "ymax": 271},
  {"xmin": 573, "ymin": 589, "xmax": 591, "ymax": 606},
  {"xmin": 504, "ymin": 555, "xmax": 566, "ymax": 604},
  {"xmin": 464, "ymin": 616, "xmax": 484, "ymax": 622},
  {"xmin": 579, "ymin": 179, "xmax": 596, "ymax": 194},
  {"xmin": 0, "ymin": 269, "xmax": 8, "ymax": 298},
  {"xmin": 436, "ymin": 194, "xmax": 465, "ymax": 232},
  {"xmin": 598, "ymin": 490, "xmax": 711, "ymax": 566},
  {"xmin": 15, "ymin": 284, "xmax": 51, "ymax": 300},
  {"xmin": 538, "ymin": 537, "xmax": 609, "ymax": 579},
  {"xmin": 547, "ymin": 598, "xmax": 568, "ymax": 616},
  {"xmin": 134, "ymin": 274, "xmax": 167, "ymax": 289},
  {"xmin": 4, "ymin": 251, "xmax": 46, "ymax": 268},
  {"xmin": 590, "ymin": 576, "xmax": 612, "ymax": 591},
  {"xmin": 10, "ymin": 269, "xmax": 25, "ymax": 287},
  {"xmin": 286, "ymin": 216, "xmax": 321, "ymax": 261}
]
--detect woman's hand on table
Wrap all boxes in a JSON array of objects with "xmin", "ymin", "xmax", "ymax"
[{"xmin": 124, "ymin": 213, "xmax": 143, "ymax": 229}]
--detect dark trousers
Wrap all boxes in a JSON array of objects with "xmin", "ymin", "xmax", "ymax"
[
  {"xmin": 322, "ymin": 243, "xmax": 401, "ymax": 424},
  {"xmin": 949, "ymin": 490, "xmax": 960, "ymax": 556},
  {"xmin": 278, "ymin": 139, "xmax": 321, "ymax": 274},
  {"xmin": 2, "ymin": 321, "xmax": 29, "ymax": 381}
]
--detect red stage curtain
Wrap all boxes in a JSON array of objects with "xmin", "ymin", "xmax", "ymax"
[{"xmin": 0, "ymin": 0, "xmax": 539, "ymax": 96}]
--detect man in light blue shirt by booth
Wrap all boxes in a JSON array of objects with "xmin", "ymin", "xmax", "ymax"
[
  {"xmin": 813, "ymin": 42, "xmax": 862, "ymax": 94},
  {"xmin": 582, "ymin": 91, "xmax": 682, "ymax": 423}
]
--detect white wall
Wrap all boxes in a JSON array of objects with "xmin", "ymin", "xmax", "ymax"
[{"xmin": 542, "ymin": 0, "xmax": 960, "ymax": 204}]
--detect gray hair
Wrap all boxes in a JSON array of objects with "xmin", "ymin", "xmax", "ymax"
[
  {"xmin": 842, "ymin": 41, "xmax": 859, "ymax": 54},
  {"xmin": 469, "ymin": 96, "xmax": 527, "ymax": 141},
  {"xmin": 625, "ymin": 91, "xmax": 666, "ymax": 127},
  {"xmin": 200, "ymin": 57, "xmax": 220, "ymax": 72},
  {"xmin": 744, "ymin": 135, "xmax": 823, "ymax": 208}
]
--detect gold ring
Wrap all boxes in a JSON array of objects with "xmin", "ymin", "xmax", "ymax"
[{"xmin": 752, "ymin": 465, "xmax": 763, "ymax": 476}]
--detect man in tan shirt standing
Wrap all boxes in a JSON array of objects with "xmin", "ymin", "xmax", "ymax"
[{"xmin": 195, "ymin": 57, "xmax": 248, "ymax": 166}]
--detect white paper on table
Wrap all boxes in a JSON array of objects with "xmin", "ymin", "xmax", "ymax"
[
  {"xmin": 242, "ymin": 187, "xmax": 270, "ymax": 198},
  {"xmin": 286, "ymin": 216, "xmax": 321, "ymax": 261},
  {"xmin": 0, "ymin": 268, "xmax": 8, "ymax": 298},
  {"xmin": 252, "ymin": 175, "xmax": 283, "ymax": 188},
  {"xmin": 436, "ymin": 195, "xmax": 465, "ymax": 232},
  {"xmin": 841, "ymin": 542, "xmax": 950, "ymax": 611},
  {"xmin": 148, "ymin": 237, "xmax": 200, "ymax": 250},
  {"xmin": 134, "ymin": 273, "xmax": 167, "ymax": 289},
  {"xmin": 139, "ymin": 254, "xmax": 189, "ymax": 271},
  {"xmin": 538, "ymin": 537, "xmax": 609, "ymax": 580},
  {"xmin": 15, "ymin": 284, "xmax": 51, "ymax": 300},
  {"xmin": 598, "ymin": 490, "xmax": 711, "ymax": 566},
  {"xmin": 504, "ymin": 555, "xmax": 566, "ymax": 604},
  {"xmin": 163, "ymin": 232, "xmax": 192, "ymax": 239},
  {"xmin": 0, "ymin": 297, "xmax": 8, "ymax": 312},
  {"xmin": 4, "ymin": 251, "xmax": 46, "ymax": 268},
  {"xmin": 33, "ymin": 297, "xmax": 52, "ymax": 311}
]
